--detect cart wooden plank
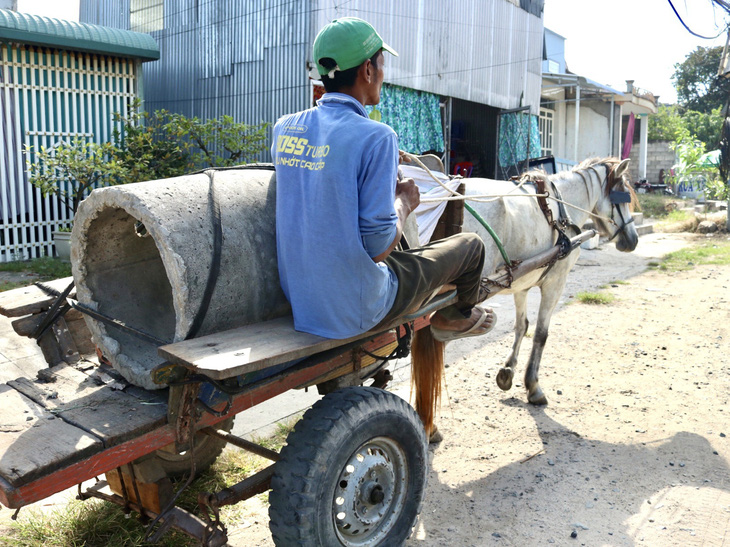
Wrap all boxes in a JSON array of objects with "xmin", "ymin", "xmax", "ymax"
[
  {"xmin": 7, "ymin": 363, "xmax": 167, "ymax": 448},
  {"xmin": 0, "ymin": 383, "xmax": 101, "ymax": 487},
  {"xmin": 0, "ymin": 277, "xmax": 75, "ymax": 317},
  {"xmin": 158, "ymin": 290, "xmax": 457, "ymax": 380}
]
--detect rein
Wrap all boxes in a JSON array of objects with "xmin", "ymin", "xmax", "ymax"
[
  {"xmin": 404, "ymin": 153, "xmax": 514, "ymax": 265},
  {"xmin": 407, "ymin": 154, "xmax": 623, "ymax": 231},
  {"xmin": 402, "ymin": 153, "xmax": 634, "ymax": 273}
]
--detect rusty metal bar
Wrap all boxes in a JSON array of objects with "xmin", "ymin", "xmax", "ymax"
[
  {"xmin": 201, "ymin": 427, "xmax": 280, "ymax": 461},
  {"xmin": 81, "ymin": 481, "xmax": 227, "ymax": 547},
  {"xmin": 203, "ymin": 464, "xmax": 275, "ymax": 511}
]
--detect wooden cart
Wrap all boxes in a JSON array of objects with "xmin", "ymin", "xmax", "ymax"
[
  {"xmin": 0, "ymin": 157, "xmax": 593, "ymax": 545},
  {"xmin": 0, "ymin": 170, "xmax": 467, "ymax": 545},
  {"xmin": 0, "ymin": 272, "xmax": 461, "ymax": 545}
]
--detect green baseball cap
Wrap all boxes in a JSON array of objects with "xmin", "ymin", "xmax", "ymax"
[{"xmin": 313, "ymin": 17, "xmax": 398, "ymax": 78}]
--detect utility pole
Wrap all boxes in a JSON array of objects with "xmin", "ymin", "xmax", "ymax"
[{"xmin": 718, "ymin": 28, "xmax": 730, "ymax": 231}]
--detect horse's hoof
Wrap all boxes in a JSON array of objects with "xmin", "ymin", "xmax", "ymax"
[
  {"xmin": 528, "ymin": 387, "xmax": 548, "ymax": 406},
  {"xmin": 496, "ymin": 367, "xmax": 513, "ymax": 391}
]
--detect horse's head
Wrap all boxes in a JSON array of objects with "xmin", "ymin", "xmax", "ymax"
[{"xmin": 591, "ymin": 159, "xmax": 639, "ymax": 252}]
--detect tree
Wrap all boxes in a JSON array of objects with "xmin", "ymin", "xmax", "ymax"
[
  {"xmin": 683, "ymin": 107, "xmax": 723, "ymax": 149},
  {"xmin": 26, "ymin": 106, "xmax": 272, "ymax": 220},
  {"xmin": 166, "ymin": 114, "xmax": 270, "ymax": 168},
  {"xmin": 666, "ymin": 126, "xmax": 707, "ymax": 184},
  {"xmin": 647, "ymin": 104, "xmax": 721, "ymax": 148},
  {"xmin": 112, "ymin": 102, "xmax": 192, "ymax": 183},
  {"xmin": 26, "ymin": 139, "xmax": 129, "ymax": 216},
  {"xmin": 113, "ymin": 100, "xmax": 271, "ymax": 180},
  {"xmin": 648, "ymin": 104, "xmax": 684, "ymax": 142},
  {"xmin": 672, "ymin": 46, "xmax": 730, "ymax": 114}
]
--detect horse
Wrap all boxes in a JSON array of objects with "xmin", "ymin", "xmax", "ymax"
[{"xmin": 461, "ymin": 157, "xmax": 639, "ymax": 405}]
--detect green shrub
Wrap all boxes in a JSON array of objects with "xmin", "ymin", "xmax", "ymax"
[{"xmin": 576, "ymin": 291, "xmax": 615, "ymax": 305}]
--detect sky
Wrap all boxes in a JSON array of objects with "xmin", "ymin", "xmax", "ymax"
[
  {"xmin": 14, "ymin": 0, "xmax": 79, "ymax": 21},
  {"xmin": 12, "ymin": 0, "xmax": 730, "ymax": 105},
  {"xmin": 543, "ymin": 0, "xmax": 729, "ymax": 103}
]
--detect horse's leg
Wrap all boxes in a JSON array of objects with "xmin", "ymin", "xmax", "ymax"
[
  {"xmin": 496, "ymin": 290, "xmax": 528, "ymax": 391},
  {"xmin": 524, "ymin": 270, "xmax": 570, "ymax": 405}
]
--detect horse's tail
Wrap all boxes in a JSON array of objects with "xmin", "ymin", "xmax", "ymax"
[{"xmin": 411, "ymin": 326, "xmax": 445, "ymax": 437}]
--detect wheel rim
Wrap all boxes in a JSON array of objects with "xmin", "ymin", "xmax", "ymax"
[{"xmin": 332, "ymin": 436, "xmax": 409, "ymax": 546}]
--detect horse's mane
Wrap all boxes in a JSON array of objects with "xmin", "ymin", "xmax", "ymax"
[
  {"xmin": 574, "ymin": 157, "xmax": 626, "ymax": 194},
  {"xmin": 518, "ymin": 156, "xmax": 635, "ymax": 204}
]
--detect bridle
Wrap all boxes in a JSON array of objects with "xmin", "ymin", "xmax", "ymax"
[{"xmin": 605, "ymin": 171, "xmax": 635, "ymax": 242}]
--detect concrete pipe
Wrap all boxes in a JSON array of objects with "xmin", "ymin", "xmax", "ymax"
[{"xmin": 71, "ymin": 166, "xmax": 290, "ymax": 390}]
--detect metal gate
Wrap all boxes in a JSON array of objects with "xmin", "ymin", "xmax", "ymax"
[{"xmin": 0, "ymin": 44, "xmax": 137, "ymax": 261}]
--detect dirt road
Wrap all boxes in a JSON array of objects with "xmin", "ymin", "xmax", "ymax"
[
  {"xmin": 404, "ymin": 232, "xmax": 730, "ymax": 546},
  {"xmin": 229, "ymin": 231, "xmax": 730, "ymax": 546}
]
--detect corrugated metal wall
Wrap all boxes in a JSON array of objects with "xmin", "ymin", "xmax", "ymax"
[
  {"xmin": 314, "ymin": 0, "xmax": 543, "ymax": 115},
  {"xmin": 80, "ymin": 0, "xmax": 314, "ymax": 136},
  {"xmin": 80, "ymin": 0, "xmax": 543, "ymax": 131},
  {"xmin": 0, "ymin": 44, "xmax": 137, "ymax": 261}
]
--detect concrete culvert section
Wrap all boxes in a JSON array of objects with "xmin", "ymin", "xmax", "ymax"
[{"xmin": 71, "ymin": 166, "xmax": 291, "ymax": 390}]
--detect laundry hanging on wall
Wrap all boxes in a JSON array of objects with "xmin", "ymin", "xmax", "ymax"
[
  {"xmin": 366, "ymin": 84, "xmax": 445, "ymax": 154},
  {"xmin": 497, "ymin": 110, "xmax": 541, "ymax": 170}
]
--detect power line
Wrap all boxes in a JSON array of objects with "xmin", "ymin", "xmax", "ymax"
[
  {"xmin": 712, "ymin": 0, "xmax": 730, "ymax": 15},
  {"xmin": 388, "ymin": 56, "xmax": 544, "ymax": 84},
  {"xmin": 666, "ymin": 0, "xmax": 727, "ymax": 39}
]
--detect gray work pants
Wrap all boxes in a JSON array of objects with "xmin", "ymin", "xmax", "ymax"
[{"xmin": 380, "ymin": 232, "xmax": 486, "ymax": 324}]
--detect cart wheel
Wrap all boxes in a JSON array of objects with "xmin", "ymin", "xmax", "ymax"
[
  {"xmin": 269, "ymin": 386, "xmax": 427, "ymax": 546},
  {"xmin": 153, "ymin": 417, "xmax": 234, "ymax": 478}
]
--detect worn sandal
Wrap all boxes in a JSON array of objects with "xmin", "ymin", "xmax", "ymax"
[{"xmin": 430, "ymin": 306, "xmax": 496, "ymax": 342}]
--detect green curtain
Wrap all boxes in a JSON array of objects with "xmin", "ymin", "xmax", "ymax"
[
  {"xmin": 367, "ymin": 84, "xmax": 445, "ymax": 154},
  {"xmin": 498, "ymin": 112, "xmax": 542, "ymax": 167}
]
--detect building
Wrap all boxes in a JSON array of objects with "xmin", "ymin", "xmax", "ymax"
[
  {"xmin": 80, "ymin": 0, "xmax": 545, "ymax": 179},
  {"xmin": 540, "ymin": 28, "xmax": 657, "ymax": 178},
  {"xmin": 0, "ymin": 8, "xmax": 159, "ymax": 261}
]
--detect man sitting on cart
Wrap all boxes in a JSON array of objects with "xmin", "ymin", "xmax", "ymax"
[{"xmin": 272, "ymin": 17, "xmax": 496, "ymax": 343}]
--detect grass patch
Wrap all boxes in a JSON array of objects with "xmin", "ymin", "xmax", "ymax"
[
  {"xmin": 653, "ymin": 239, "xmax": 730, "ymax": 272},
  {"xmin": 576, "ymin": 291, "xmax": 615, "ymax": 305},
  {"xmin": 3, "ymin": 417, "xmax": 301, "ymax": 546},
  {"xmin": 609, "ymin": 280, "xmax": 629, "ymax": 285},
  {"xmin": 635, "ymin": 194, "xmax": 683, "ymax": 218},
  {"xmin": 1, "ymin": 500, "xmax": 193, "ymax": 547},
  {"xmin": 654, "ymin": 211, "xmax": 697, "ymax": 233},
  {"xmin": 0, "ymin": 257, "xmax": 72, "ymax": 292}
]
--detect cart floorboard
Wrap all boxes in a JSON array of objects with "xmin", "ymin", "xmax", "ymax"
[{"xmin": 0, "ymin": 361, "xmax": 169, "ymax": 508}]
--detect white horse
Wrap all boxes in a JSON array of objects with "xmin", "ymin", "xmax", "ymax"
[{"xmin": 461, "ymin": 157, "xmax": 639, "ymax": 405}]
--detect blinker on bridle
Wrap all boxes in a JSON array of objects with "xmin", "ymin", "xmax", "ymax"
[{"xmin": 607, "ymin": 189, "xmax": 634, "ymax": 241}]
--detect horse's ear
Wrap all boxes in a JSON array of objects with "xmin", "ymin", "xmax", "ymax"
[{"xmin": 613, "ymin": 159, "xmax": 630, "ymax": 178}]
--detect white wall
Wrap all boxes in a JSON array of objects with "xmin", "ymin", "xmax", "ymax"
[{"xmin": 565, "ymin": 104, "xmax": 611, "ymax": 161}]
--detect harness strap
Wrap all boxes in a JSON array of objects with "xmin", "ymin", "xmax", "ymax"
[
  {"xmin": 515, "ymin": 174, "xmax": 553, "ymax": 226},
  {"xmin": 549, "ymin": 180, "xmax": 582, "ymax": 236}
]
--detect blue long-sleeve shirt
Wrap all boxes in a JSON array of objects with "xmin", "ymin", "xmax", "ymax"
[{"xmin": 273, "ymin": 93, "xmax": 399, "ymax": 338}]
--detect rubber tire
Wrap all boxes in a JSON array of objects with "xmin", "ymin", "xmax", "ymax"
[
  {"xmin": 152, "ymin": 416, "xmax": 234, "ymax": 478},
  {"xmin": 268, "ymin": 386, "xmax": 428, "ymax": 546}
]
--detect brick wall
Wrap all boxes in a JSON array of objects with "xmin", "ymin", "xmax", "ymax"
[{"xmin": 627, "ymin": 141, "xmax": 676, "ymax": 184}]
